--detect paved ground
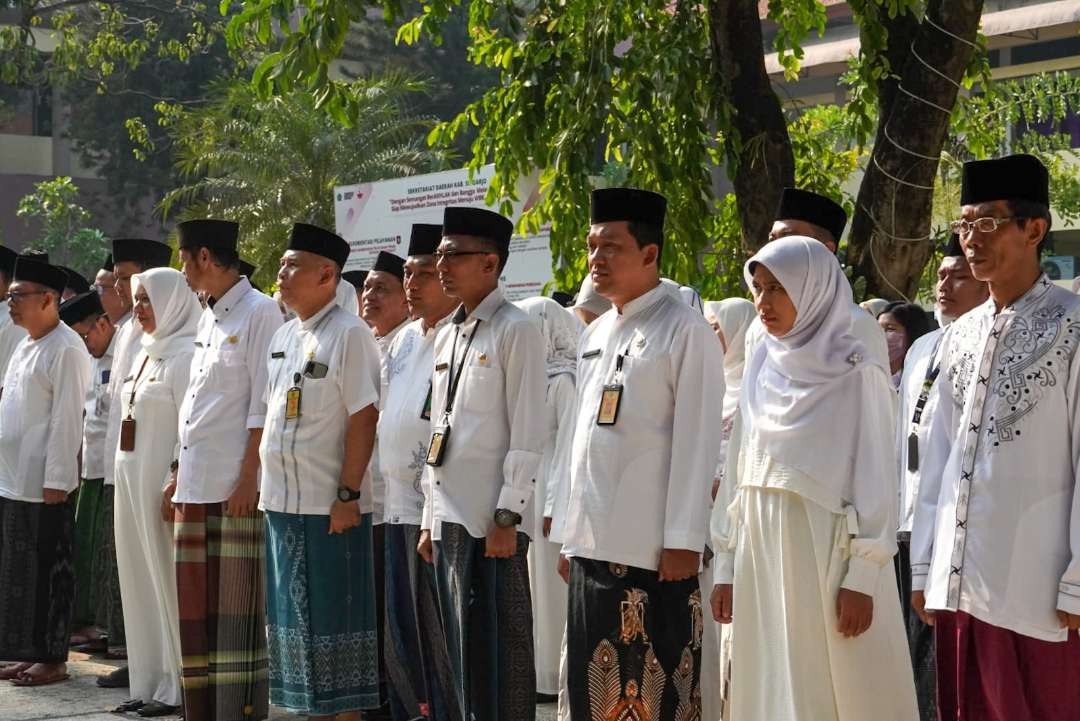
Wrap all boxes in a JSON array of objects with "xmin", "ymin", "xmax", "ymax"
[{"xmin": 0, "ymin": 651, "xmax": 557, "ymax": 720}]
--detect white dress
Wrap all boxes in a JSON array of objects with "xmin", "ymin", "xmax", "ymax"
[
  {"xmin": 113, "ymin": 348, "xmax": 192, "ymax": 706},
  {"xmin": 528, "ymin": 371, "xmax": 575, "ymax": 695},
  {"xmin": 727, "ymin": 449, "xmax": 918, "ymax": 721}
]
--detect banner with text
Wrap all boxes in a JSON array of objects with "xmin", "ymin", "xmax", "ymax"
[{"xmin": 333, "ymin": 165, "xmax": 552, "ymax": 301}]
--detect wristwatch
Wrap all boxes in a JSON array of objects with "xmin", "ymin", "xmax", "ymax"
[
  {"xmin": 494, "ymin": 508, "xmax": 522, "ymax": 529},
  {"xmin": 337, "ymin": 486, "xmax": 362, "ymax": 503}
]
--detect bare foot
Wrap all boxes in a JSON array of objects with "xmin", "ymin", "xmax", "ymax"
[
  {"xmin": 11, "ymin": 662, "xmax": 69, "ymax": 687},
  {"xmin": 0, "ymin": 662, "xmax": 31, "ymax": 680}
]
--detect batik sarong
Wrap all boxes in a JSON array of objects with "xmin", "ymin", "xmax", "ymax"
[
  {"xmin": 92, "ymin": 484, "xmax": 125, "ymax": 653},
  {"xmin": 935, "ymin": 610, "xmax": 1080, "ymax": 721},
  {"xmin": 265, "ymin": 510, "xmax": 380, "ymax": 715},
  {"xmin": 566, "ymin": 557, "xmax": 703, "ymax": 721},
  {"xmin": 896, "ymin": 536, "xmax": 936, "ymax": 721},
  {"xmin": 0, "ymin": 496, "xmax": 76, "ymax": 663},
  {"xmin": 384, "ymin": 522, "xmax": 461, "ymax": 721},
  {"xmin": 175, "ymin": 501, "xmax": 269, "ymax": 721},
  {"xmin": 72, "ymin": 477, "xmax": 105, "ymax": 626},
  {"xmin": 432, "ymin": 521, "xmax": 535, "ymax": 721}
]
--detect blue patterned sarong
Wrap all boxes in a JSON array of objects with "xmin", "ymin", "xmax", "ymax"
[{"xmin": 265, "ymin": 511, "xmax": 380, "ymax": 715}]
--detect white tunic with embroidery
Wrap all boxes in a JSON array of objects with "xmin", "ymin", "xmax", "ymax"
[
  {"xmin": 912, "ymin": 275, "xmax": 1080, "ymax": 642},
  {"xmin": 895, "ymin": 328, "xmax": 944, "ymax": 534}
]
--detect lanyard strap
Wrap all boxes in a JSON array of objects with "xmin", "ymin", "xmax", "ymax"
[
  {"xmin": 126, "ymin": 355, "xmax": 151, "ymax": 418},
  {"xmin": 444, "ymin": 320, "xmax": 481, "ymax": 416},
  {"xmin": 909, "ymin": 335, "xmax": 944, "ymax": 428}
]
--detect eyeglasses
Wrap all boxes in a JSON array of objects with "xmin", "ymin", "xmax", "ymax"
[
  {"xmin": 7, "ymin": 290, "xmax": 49, "ymax": 303},
  {"xmin": 433, "ymin": 250, "xmax": 494, "ymax": 263},
  {"xmin": 949, "ymin": 216, "xmax": 1016, "ymax": 237}
]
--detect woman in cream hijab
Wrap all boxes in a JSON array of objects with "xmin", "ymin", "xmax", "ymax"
[
  {"xmin": 712, "ymin": 236, "xmax": 917, "ymax": 721},
  {"xmin": 112, "ymin": 268, "xmax": 201, "ymax": 716}
]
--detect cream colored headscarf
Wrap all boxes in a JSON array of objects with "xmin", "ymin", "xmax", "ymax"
[{"xmin": 703, "ymin": 298, "xmax": 756, "ymax": 419}]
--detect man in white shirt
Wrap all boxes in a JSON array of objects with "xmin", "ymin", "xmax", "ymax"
[
  {"xmin": 912, "ymin": 154, "xmax": 1080, "ymax": 720},
  {"xmin": 260, "ymin": 223, "xmax": 382, "ymax": 720},
  {"xmin": 60, "ymin": 291, "xmax": 119, "ymax": 653},
  {"xmin": 0, "ymin": 255, "xmax": 91, "ymax": 687},
  {"xmin": 95, "ymin": 237, "xmax": 172, "ymax": 687},
  {"xmin": 174, "ymin": 219, "xmax": 281, "ymax": 721},
  {"xmin": 380, "ymin": 224, "xmax": 461, "ymax": 721},
  {"xmin": 894, "ymin": 235, "xmax": 987, "ymax": 721},
  {"xmin": 560, "ymin": 188, "xmax": 724, "ymax": 721},
  {"xmin": 95, "ymin": 255, "xmax": 129, "ymax": 324},
  {"xmin": 0, "ymin": 246, "xmax": 28, "ymax": 383},
  {"xmin": 417, "ymin": 206, "xmax": 547, "ymax": 721}
]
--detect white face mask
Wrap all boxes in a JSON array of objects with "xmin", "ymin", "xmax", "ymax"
[{"xmin": 885, "ymin": 329, "xmax": 908, "ymax": 368}]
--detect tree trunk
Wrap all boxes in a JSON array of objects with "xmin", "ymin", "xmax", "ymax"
[
  {"xmin": 846, "ymin": 0, "xmax": 984, "ymax": 300},
  {"xmin": 706, "ymin": 0, "xmax": 794, "ymax": 255}
]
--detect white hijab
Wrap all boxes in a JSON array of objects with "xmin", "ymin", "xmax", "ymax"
[
  {"xmin": 132, "ymin": 268, "xmax": 201, "ymax": 361},
  {"xmin": 336, "ymin": 277, "xmax": 359, "ymax": 315},
  {"xmin": 741, "ymin": 236, "xmax": 889, "ymax": 484},
  {"xmin": 516, "ymin": 296, "xmax": 584, "ymax": 379},
  {"xmin": 704, "ymin": 298, "xmax": 756, "ymax": 419}
]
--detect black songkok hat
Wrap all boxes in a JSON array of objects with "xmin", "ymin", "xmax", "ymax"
[
  {"xmin": 407, "ymin": 224, "xmax": 443, "ymax": 257},
  {"xmin": 0, "ymin": 246, "xmax": 17, "ymax": 276},
  {"xmin": 101, "ymin": 253, "xmax": 114, "ymax": 272},
  {"xmin": 342, "ymin": 270, "xmax": 368, "ymax": 291},
  {"xmin": 237, "ymin": 259, "xmax": 256, "ymax": 279},
  {"xmin": 960, "ymin": 153, "xmax": 1049, "ymax": 207},
  {"xmin": 177, "ymin": 219, "xmax": 240, "ymax": 253},
  {"xmin": 59, "ymin": 290, "xmax": 104, "ymax": 325},
  {"xmin": 287, "ymin": 223, "xmax": 350, "ymax": 268},
  {"xmin": 944, "ymin": 233, "xmax": 964, "ymax": 258},
  {"xmin": 775, "ymin": 188, "xmax": 848, "ymax": 243},
  {"xmin": 551, "ymin": 291, "xmax": 574, "ymax": 308},
  {"xmin": 13, "ymin": 254, "xmax": 67, "ymax": 294},
  {"xmin": 56, "ymin": 266, "xmax": 90, "ymax": 294},
  {"xmin": 590, "ymin": 187, "xmax": 667, "ymax": 228},
  {"xmin": 111, "ymin": 238, "xmax": 172, "ymax": 268},
  {"xmin": 372, "ymin": 251, "xmax": 405, "ymax": 282},
  {"xmin": 442, "ymin": 207, "xmax": 514, "ymax": 253}
]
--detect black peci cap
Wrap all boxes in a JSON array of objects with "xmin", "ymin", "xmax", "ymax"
[
  {"xmin": 111, "ymin": 238, "xmax": 172, "ymax": 268},
  {"xmin": 13, "ymin": 255, "xmax": 67, "ymax": 294},
  {"xmin": 371, "ymin": 251, "xmax": 405, "ymax": 282},
  {"xmin": 407, "ymin": 224, "xmax": 443, "ymax": 257},
  {"xmin": 59, "ymin": 290, "xmax": 105, "ymax": 325},
  {"xmin": 590, "ymin": 187, "xmax": 667, "ymax": 228},
  {"xmin": 177, "ymin": 219, "xmax": 240, "ymax": 253},
  {"xmin": 774, "ymin": 188, "xmax": 848, "ymax": 243},
  {"xmin": 342, "ymin": 270, "xmax": 368, "ymax": 291},
  {"xmin": 960, "ymin": 154, "xmax": 1049, "ymax": 207},
  {"xmin": 287, "ymin": 223, "xmax": 350, "ymax": 268},
  {"xmin": 442, "ymin": 207, "xmax": 514, "ymax": 254}
]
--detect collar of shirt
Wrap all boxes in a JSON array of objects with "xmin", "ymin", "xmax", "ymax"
[
  {"xmin": 452, "ymin": 286, "xmax": 505, "ymax": 325},
  {"xmin": 300, "ymin": 297, "xmax": 338, "ymax": 331},
  {"xmin": 983, "ymin": 272, "xmax": 1053, "ymax": 319},
  {"xmin": 377, "ymin": 318, "xmax": 410, "ymax": 343},
  {"xmin": 616, "ymin": 282, "xmax": 668, "ymax": 320},
  {"xmin": 210, "ymin": 277, "xmax": 252, "ymax": 319},
  {"xmin": 424, "ymin": 311, "xmax": 454, "ymax": 337}
]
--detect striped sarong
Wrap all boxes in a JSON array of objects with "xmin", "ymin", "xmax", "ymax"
[
  {"xmin": 0, "ymin": 496, "xmax": 77, "ymax": 663},
  {"xmin": 265, "ymin": 510, "xmax": 380, "ymax": 715},
  {"xmin": 72, "ymin": 477, "xmax": 106, "ymax": 627},
  {"xmin": 175, "ymin": 502, "xmax": 269, "ymax": 721}
]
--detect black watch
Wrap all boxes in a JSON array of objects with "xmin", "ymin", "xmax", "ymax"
[
  {"xmin": 494, "ymin": 508, "xmax": 522, "ymax": 529},
  {"xmin": 337, "ymin": 486, "xmax": 362, "ymax": 503}
]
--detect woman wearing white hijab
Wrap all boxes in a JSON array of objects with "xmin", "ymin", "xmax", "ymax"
[
  {"xmin": 112, "ymin": 268, "xmax": 201, "ymax": 716},
  {"xmin": 712, "ymin": 237, "xmax": 917, "ymax": 721},
  {"xmin": 703, "ymin": 299, "xmax": 756, "ymax": 422},
  {"xmin": 514, "ymin": 296, "xmax": 584, "ymax": 701}
]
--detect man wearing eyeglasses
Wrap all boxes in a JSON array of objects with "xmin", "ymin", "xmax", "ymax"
[
  {"xmin": 61, "ymin": 289, "xmax": 120, "ymax": 660},
  {"xmin": 95, "ymin": 254, "xmax": 129, "ymax": 325},
  {"xmin": 418, "ymin": 206, "xmax": 547, "ymax": 721},
  {"xmin": 0, "ymin": 255, "xmax": 91, "ymax": 688},
  {"xmin": 0, "ymin": 246, "xmax": 28, "ymax": 384},
  {"xmin": 911, "ymin": 153, "xmax": 1080, "ymax": 721}
]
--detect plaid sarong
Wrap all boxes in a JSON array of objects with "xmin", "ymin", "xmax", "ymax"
[{"xmin": 175, "ymin": 501, "xmax": 269, "ymax": 721}]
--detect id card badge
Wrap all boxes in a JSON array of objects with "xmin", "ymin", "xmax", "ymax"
[
  {"xmin": 285, "ymin": 373, "xmax": 302, "ymax": 420},
  {"xmin": 119, "ymin": 416, "xmax": 137, "ymax": 452},
  {"xmin": 597, "ymin": 384, "xmax": 623, "ymax": 426},
  {"xmin": 426, "ymin": 422, "xmax": 451, "ymax": 466},
  {"xmin": 907, "ymin": 432, "xmax": 919, "ymax": 472}
]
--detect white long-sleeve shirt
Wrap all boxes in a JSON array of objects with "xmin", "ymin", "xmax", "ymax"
[
  {"xmin": 420, "ymin": 287, "xmax": 547, "ymax": 541},
  {"xmin": 103, "ymin": 314, "xmax": 140, "ymax": 487},
  {"xmin": 0, "ymin": 322, "xmax": 91, "ymax": 501},
  {"xmin": 81, "ymin": 330, "xmax": 118, "ymax": 480},
  {"xmin": 259, "ymin": 300, "xmax": 381, "ymax": 516},
  {"xmin": 895, "ymin": 328, "xmax": 943, "ymax": 534},
  {"xmin": 543, "ymin": 373, "xmax": 577, "ymax": 546},
  {"xmin": 0, "ymin": 301, "xmax": 27, "ymax": 384},
  {"xmin": 379, "ymin": 315, "xmax": 451, "ymax": 527},
  {"xmin": 912, "ymin": 275, "xmax": 1080, "ymax": 642},
  {"xmin": 560, "ymin": 283, "xmax": 725, "ymax": 571},
  {"xmin": 176, "ymin": 278, "xmax": 282, "ymax": 504}
]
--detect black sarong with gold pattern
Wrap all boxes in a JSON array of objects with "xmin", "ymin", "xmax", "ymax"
[{"xmin": 567, "ymin": 557, "xmax": 703, "ymax": 721}]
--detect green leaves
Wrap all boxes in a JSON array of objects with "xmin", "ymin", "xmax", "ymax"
[{"xmin": 15, "ymin": 177, "xmax": 106, "ymax": 274}]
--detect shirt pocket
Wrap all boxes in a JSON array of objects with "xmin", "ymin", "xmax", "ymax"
[
  {"xmin": 617, "ymin": 355, "xmax": 669, "ymax": 427},
  {"xmin": 206, "ymin": 347, "xmax": 248, "ymax": 390},
  {"xmin": 461, "ymin": 364, "xmax": 503, "ymax": 414}
]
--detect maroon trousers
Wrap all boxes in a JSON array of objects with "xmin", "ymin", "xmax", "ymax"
[{"xmin": 935, "ymin": 611, "xmax": 1080, "ymax": 721}]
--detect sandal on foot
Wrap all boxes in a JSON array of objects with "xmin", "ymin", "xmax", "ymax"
[
  {"xmin": 0, "ymin": 663, "xmax": 31, "ymax": 681},
  {"xmin": 10, "ymin": 668, "xmax": 70, "ymax": 687}
]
